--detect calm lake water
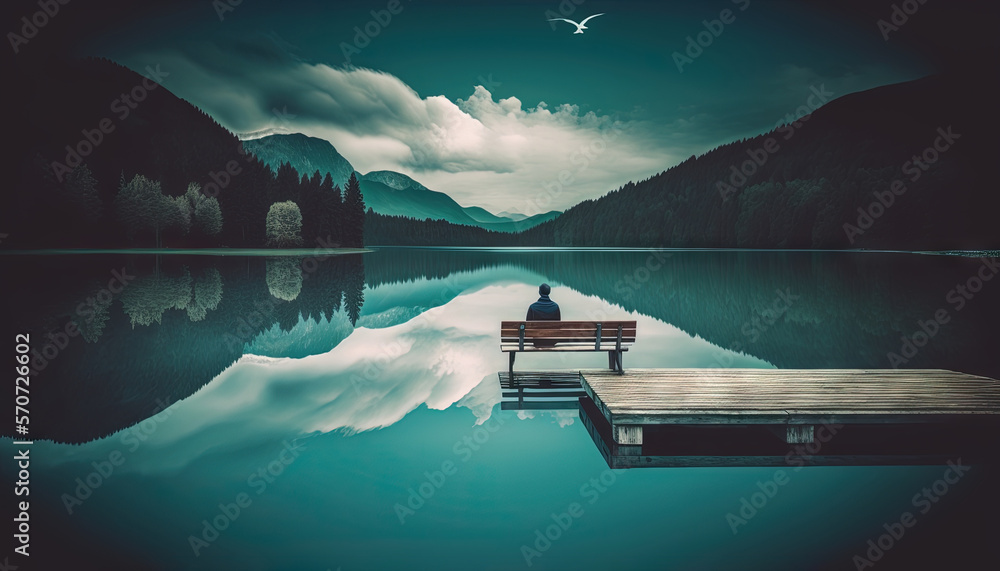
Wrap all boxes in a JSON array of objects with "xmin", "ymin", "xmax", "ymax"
[{"xmin": 2, "ymin": 248, "xmax": 998, "ymax": 570}]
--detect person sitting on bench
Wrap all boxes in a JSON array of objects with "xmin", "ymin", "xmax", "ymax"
[
  {"xmin": 526, "ymin": 283, "xmax": 561, "ymax": 320},
  {"xmin": 526, "ymin": 283, "xmax": 560, "ymax": 347}
]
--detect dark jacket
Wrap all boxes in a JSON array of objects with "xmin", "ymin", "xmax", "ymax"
[{"xmin": 526, "ymin": 295, "xmax": 561, "ymax": 321}]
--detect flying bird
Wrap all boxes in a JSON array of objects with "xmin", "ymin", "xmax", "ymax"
[{"xmin": 548, "ymin": 13, "xmax": 605, "ymax": 34}]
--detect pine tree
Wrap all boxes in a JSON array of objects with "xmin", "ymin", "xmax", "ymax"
[
  {"xmin": 343, "ymin": 257, "xmax": 365, "ymax": 325},
  {"xmin": 63, "ymin": 164, "xmax": 103, "ymax": 222},
  {"xmin": 184, "ymin": 183, "xmax": 223, "ymax": 238},
  {"xmin": 275, "ymin": 162, "xmax": 301, "ymax": 203},
  {"xmin": 343, "ymin": 172, "xmax": 366, "ymax": 247},
  {"xmin": 320, "ymin": 173, "xmax": 343, "ymax": 246},
  {"xmin": 114, "ymin": 174, "xmax": 181, "ymax": 247},
  {"xmin": 297, "ymin": 171, "xmax": 323, "ymax": 244}
]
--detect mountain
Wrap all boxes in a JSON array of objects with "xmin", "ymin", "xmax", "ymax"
[
  {"xmin": 245, "ymin": 134, "xmax": 560, "ymax": 232},
  {"xmin": 356, "ymin": 169, "xmax": 489, "ymax": 225},
  {"xmin": 494, "ymin": 210, "xmax": 562, "ymax": 230},
  {"xmin": 356, "ymin": 170, "xmax": 561, "ymax": 231},
  {"xmin": 516, "ymin": 72, "xmax": 1000, "ymax": 249},
  {"xmin": 5, "ymin": 57, "xmax": 363, "ymax": 249},
  {"xmin": 360, "ymin": 170, "xmax": 428, "ymax": 191},
  {"xmin": 358, "ymin": 178, "xmax": 481, "ymax": 225},
  {"xmin": 461, "ymin": 206, "xmax": 560, "ymax": 229},
  {"xmin": 497, "ymin": 211, "xmax": 529, "ymax": 221},
  {"xmin": 464, "ymin": 206, "xmax": 508, "ymax": 223},
  {"xmin": 359, "ymin": 174, "xmax": 560, "ymax": 232},
  {"xmin": 241, "ymin": 133, "xmax": 356, "ymax": 189}
]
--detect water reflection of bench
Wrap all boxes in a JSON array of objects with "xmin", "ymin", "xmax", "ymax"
[
  {"xmin": 501, "ymin": 320, "xmax": 637, "ymax": 379},
  {"xmin": 498, "ymin": 371, "xmax": 586, "ymax": 410}
]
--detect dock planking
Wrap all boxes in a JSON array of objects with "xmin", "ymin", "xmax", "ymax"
[
  {"xmin": 499, "ymin": 368, "xmax": 1000, "ymax": 467},
  {"xmin": 581, "ymin": 368, "xmax": 1000, "ymax": 428},
  {"xmin": 578, "ymin": 367, "xmax": 1000, "ymax": 466}
]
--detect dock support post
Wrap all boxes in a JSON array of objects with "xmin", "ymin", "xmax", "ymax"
[
  {"xmin": 615, "ymin": 325, "xmax": 624, "ymax": 374},
  {"xmin": 786, "ymin": 425, "xmax": 815, "ymax": 444},
  {"xmin": 616, "ymin": 445, "xmax": 641, "ymax": 456},
  {"xmin": 614, "ymin": 424, "xmax": 643, "ymax": 445}
]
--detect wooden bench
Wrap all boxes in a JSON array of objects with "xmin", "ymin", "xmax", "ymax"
[{"xmin": 501, "ymin": 321, "xmax": 637, "ymax": 377}]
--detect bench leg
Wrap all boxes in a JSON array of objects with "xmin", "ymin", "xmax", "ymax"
[
  {"xmin": 608, "ymin": 351, "xmax": 615, "ymax": 370},
  {"xmin": 509, "ymin": 352, "xmax": 516, "ymax": 384},
  {"xmin": 616, "ymin": 350, "xmax": 624, "ymax": 375}
]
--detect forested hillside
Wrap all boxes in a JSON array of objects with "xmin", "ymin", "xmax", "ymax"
[
  {"xmin": 518, "ymin": 73, "xmax": 999, "ymax": 249},
  {"xmin": 242, "ymin": 133, "xmax": 357, "ymax": 189},
  {"xmin": 7, "ymin": 57, "xmax": 364, "ymax": 249},
  {"xmin": 7, "ymin": 56, "xmax": 996, "ymax": 250}
]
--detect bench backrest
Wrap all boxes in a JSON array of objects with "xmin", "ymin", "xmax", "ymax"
[{"xmin": 501, "ymin": 320, "xmax": 637, "ymax": 350}]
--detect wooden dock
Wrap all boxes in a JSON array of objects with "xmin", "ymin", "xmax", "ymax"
[
  {"xmin": 502, "ymin": 368, "xmax": 1000, "ymax": 467},
  {"xmin": 582, "ymin": 368, "xmax": 1000, "ymax": 440}
]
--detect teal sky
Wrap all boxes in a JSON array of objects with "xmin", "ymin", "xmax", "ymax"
[{"xmin": 80, "ymin": 0, "xmax": 933, "ymax": 212}]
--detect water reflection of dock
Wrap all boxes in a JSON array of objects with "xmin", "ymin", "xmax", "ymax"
[{"xmin": 501, "ymin": 368, "xmax": 1000, "ymax": 468}]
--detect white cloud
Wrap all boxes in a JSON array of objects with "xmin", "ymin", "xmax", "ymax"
[
  {"xmin": 30, "ymin": 279, "xmax": 774, "ymax": 474},
  {"xmin": 287, "ymin": 68, "xmax": 672, "ymax": 212},
  {"xmin": 133, "ymin": 42, "xmax": 673, "ymax": 212}
]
